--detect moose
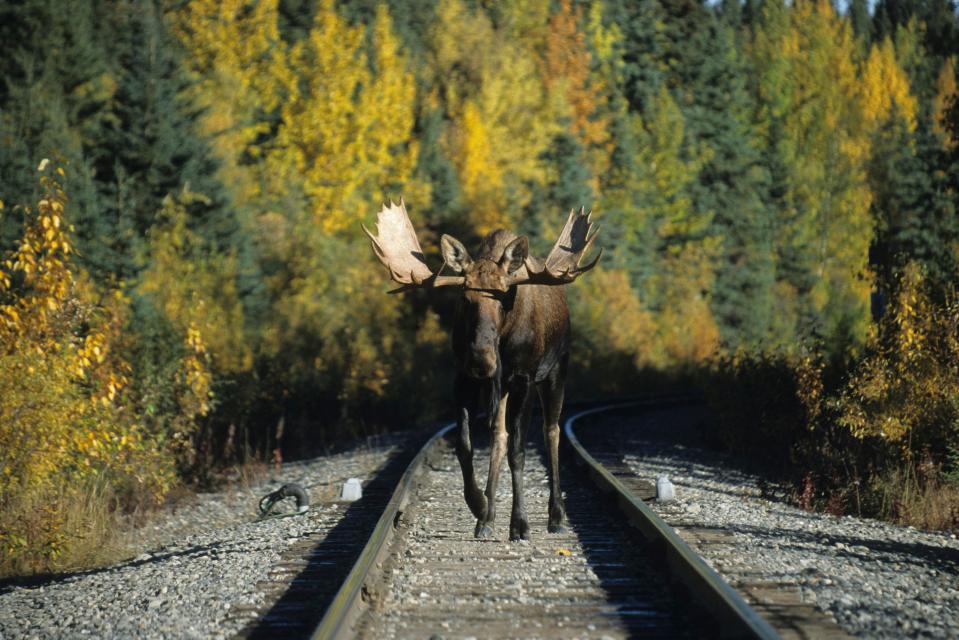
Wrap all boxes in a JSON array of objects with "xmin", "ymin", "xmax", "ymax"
[{"xmin": 364, "ymin": 201, "xmax": 600, "ymax": 540}]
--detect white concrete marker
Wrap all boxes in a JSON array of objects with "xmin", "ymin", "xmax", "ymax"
[
  {"xmin": 656, "ymin": 476, "xmax": 676, "ymax": 502},
  {"xmin": 341, "ymin": 477, "xmax": 363, "ymax": 501}
]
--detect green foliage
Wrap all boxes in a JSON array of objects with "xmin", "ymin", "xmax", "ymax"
[
  {"xmin": 91, "ymin": 0, "xmax": 235, "ymax": 278},
  {"xmin": 703, "ymin": 350, "xmax": 828, "ymax": 472},
  {"xmin": 705, "ymin": 263, "xmax": 959, "ymax": 529},
  {"xmin": 870, "ymin": 119, "xmax": 959, "ymax": 296},
  {"xmin": 750, "ymin": 0, "xmax": 876, "ymax": 354},
  {"xmin": 0, "ymin": 0, "xmax": 110, "ymax": 254},
  {"xmin": 657, "ymin": 5, "xmax": 775, "ymax": 349}
]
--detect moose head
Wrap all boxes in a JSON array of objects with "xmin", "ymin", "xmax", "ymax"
[{"xmin": 362, "ymin": 199, "xmax": 601, "ymax": 295}]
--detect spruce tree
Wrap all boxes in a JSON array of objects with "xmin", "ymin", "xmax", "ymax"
[
  {"xmin": 602, "ymin": 0, "xmax": 668, "ymax": 114},
  {"xmin": 0, "ymin": 0, "xmax": 109, "ymax": 253},
  {"xmin": 656, "ymin": 0, "xmax": 776, "ymax": 348},
  {"xmin": 92, "ymin": 0, "xmax": 235, "ymax": 278},
  {"xmin": 524, "ymin": 131, "xmax": 595, "ymax": 246},
  {"xmin": 871, "ymin": 117, "xmax": 959, "ymax": 297},
  {"xmin": 850, "ymin": 0, "xmax": 872, "ymax": 45},
  {"xmin": 873, "ymin": 0, "xmax": 959, "ymax": 99}
]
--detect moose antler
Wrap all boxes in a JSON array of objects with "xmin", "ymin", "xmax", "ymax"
[
  {"xmin": 508, "ymin": 207, "xmax": 602, "ymax": 286},
  {"xmin": 362, "ymin": 199, "xmax": 465, "ymax": 293}
]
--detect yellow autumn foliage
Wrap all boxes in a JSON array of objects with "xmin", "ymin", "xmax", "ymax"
[
  {"xmin": 860, "ymin": 37, "xmax": 918, "ymax": 134},
  {"xmin": 171, "ymin": 0, "xmax": 287, "ymax": 205},
  {"xmin": 430, "ymin": 0, "xmax": 560, "ymax": 233},
  {"xmin": 837, "ymin": 263, "xmax": 959, "ymax": 448},
  {"xmin": 139, "ymin": 191, "xmax": 250, "ymax": 378},
  {"xmin": 932, "ymin": 57, "xmax": 958, "ymax": 149},
  {"xmin": 0, "ymin": 164, "xmax": 176, "ymax": 575},
  {"xmin": 541, "ymin": 0, "xmax": 611, "ymax": 180},
  {"xmin": 131, "ymin": 190, "xmax": 252, "ymax": 456},
  {"xmin": 750, "ymin": 0, "xmax": 874, "ymax": 347},
  {"xmin": 264, "ymin": 2, "xmax": 424, "ymax": 234}
]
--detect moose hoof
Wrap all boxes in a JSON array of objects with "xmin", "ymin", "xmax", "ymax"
[
  {"xmin": 547, "ymin": 522, "xmax": 568, "ymax": 534},
  {"xmin": 474, "ymin": 522, "xmax": 494, "ymax": 539},
  {"xmin": 509, "ymin": 520, "xmax": 530, "ymax": 541}
]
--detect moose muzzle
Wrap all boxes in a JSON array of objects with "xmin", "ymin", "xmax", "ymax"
[{"xmin": 466, "ymin": 345, "xmax": 498, "ymax": 379}]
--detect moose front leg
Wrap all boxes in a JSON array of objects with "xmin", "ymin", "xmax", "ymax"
[
  {"xmin": 455, "ymin": 375, "xmax": 487, "ymax": 521},
  {"xmin": 507, "ymin": 377, "xmax": 534, "ymax": 541},
  {"xmin": 475, "ymin": 391, "xmax": 509, "ymax": 538}
]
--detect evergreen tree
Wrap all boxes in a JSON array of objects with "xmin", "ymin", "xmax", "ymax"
[
  {"xmin": 415, "ymin": 108, "xmax": 464, "ymax": 226},
  {"xmin": 90, "ymin": 0, "xmax": 235, "ymax": 278},
  {"xmin": 720, "ymin": 0, "xmax": 744, "ymax": 31},
  {"xmin": 657, "ymin": 0, "xmax": 776, "ymax": 348},
  {"xmin": 870, "ymin": 118, "xmax": 958, "ymax": 296},
  {"xmin": 525, "ymin": 131, "xmax": 595, "ymax": 245},
  {"xmin": 601, "ymin": 0, "xmax": 668, "ymax": 114},
  {"xmin": 874, "ymin": 0, "xmax": 959, "ymax": 100},
  {"xmin": 850, "ymin": 0, "xmax": 872, "ymax": 45},
  {"xmin": 0, "ymin": 0, "xmax": 110, "ymax": 253},
  {"xmin": 277, "ymin": 0, "xmax": 316, "ymax": 42},
  {"xmin": 339, "ymin": 0, "xmax": 437, "ymax": 58}
]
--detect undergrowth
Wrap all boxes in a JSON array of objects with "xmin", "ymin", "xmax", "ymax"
[{"xmin": 703, "ymin": 263, "xmax": 959, "ymax": 532}]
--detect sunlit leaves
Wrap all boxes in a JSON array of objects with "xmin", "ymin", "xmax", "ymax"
[
  {"xmin": 860, "ymin": 37, "xmax": 918, "ymax": 135},
  {"xmin": 429, "ymin": 0, "xmax": 558, "ymax": 233},
  {"xmin": 837, "ymin": 263, "xmax": 959, "ymax": 451},
  {"xmin": 541, "ymin": 0, "xmax": 611, "ymax": 177},
  {"xmin": 269, "ymin": 1, "xmax": 421, "ymax": 234},
  {"xmin": 1, "ymin": 166, "xmax": 176, "ymax": 574},
  {"xmin": 749, "ymin": 0, "xmax": 874, "ymax": 349},
  {"xmin": 172, "ymin": 0, "xmax": 287, "ymax": 201},
  {"xmin": 136, "ymin": 190, "xmax": 250, "ymax": 434}
]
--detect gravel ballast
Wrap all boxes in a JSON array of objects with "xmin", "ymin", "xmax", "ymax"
[
  {"xmin": 358, "ymin": 438, "xmax": 708, "ymax": 639},
  {"xmin": 0, "ymin": 435, "xmax": 406, "ymax": 640},
  {"xmin": 599, "ymin": 406, "xmax": 959, "ymax": 639}
]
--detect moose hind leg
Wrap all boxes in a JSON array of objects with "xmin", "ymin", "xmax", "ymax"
[
  {"xmin": 475, "ymin": 391, "xmax": 509, "ymax": 539},
  {"xmin": 539, "ymin": 357, "xmax": 568, "ymax": 533},
  {"xmin": 507, "ymin": 378, "xmax": 533, "ymax": 541}
]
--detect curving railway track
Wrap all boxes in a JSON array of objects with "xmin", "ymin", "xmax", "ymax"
[{"xmin": 308, "ymin": 399, "xmax": 779, "ymax": 640}]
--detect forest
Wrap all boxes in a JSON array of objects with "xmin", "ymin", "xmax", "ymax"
[{"xmin": 1, "ymin": 0, "xmax": 958, "ymax": 575}]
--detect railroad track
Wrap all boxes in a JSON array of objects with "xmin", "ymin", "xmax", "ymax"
[
  {"xmin": 235, "ymin": 431, "xmax": 433, "ymax": 638},
  {"xmin": 308, "ymin": 399, "xmax": 779, "ymax": 639}
]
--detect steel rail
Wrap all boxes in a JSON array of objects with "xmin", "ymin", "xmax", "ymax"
[
  {"xmin": 311, "ymin": 422, "xmax": 456, "ymax": 640},
  {"xmin": 564, "ymin": 402, "xmax": 781, "ymax": 640}
]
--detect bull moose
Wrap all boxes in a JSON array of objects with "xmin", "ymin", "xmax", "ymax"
[{"xmin": 363, "ymin": 201, "xmax": 600, "ymax": 540}]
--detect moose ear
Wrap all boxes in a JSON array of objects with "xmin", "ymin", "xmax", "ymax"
[
  {"xmin": 441, "ymin": 234, "xmax": 472, "ymax": 273},
  {"xmin": 499, "ymin": 235, "xmax": 529, "ymax": 275}
]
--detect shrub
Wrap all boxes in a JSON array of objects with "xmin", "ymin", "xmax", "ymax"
[
  {"xmin": 833, "ymin": 262, "xmax": 959, "ymax": 527},
  {"xmin": 703, "ymin": 263, "xmax": 959, "ymax": 530},
  {"xmin": 0, "ymin": 163, "xmax": 175, "ymax": 576}
]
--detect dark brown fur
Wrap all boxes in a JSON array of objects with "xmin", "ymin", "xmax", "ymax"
[{"xmin": 443, "ymin": 230, "xmax": 570, "ymax": 540}]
